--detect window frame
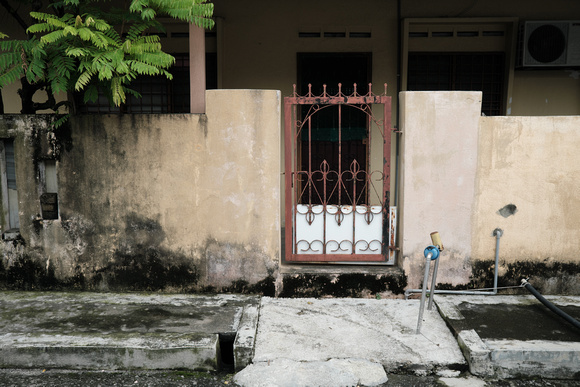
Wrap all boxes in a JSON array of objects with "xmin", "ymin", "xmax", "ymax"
[
  {"xmin": 0, "ymin": 139, "xmax": 20, "ymax": 234},
  {"xmin": 401, "ymin": 17, "xmax": 519, "ymax": 116}
]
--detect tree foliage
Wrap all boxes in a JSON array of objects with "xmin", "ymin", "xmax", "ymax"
[{"xmin": 0, "ymin": 0, "xmax": 214, "ymax": 114}]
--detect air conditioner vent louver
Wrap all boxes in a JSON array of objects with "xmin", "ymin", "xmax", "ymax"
[{"xmin": 520, "ymin": 21, "xmax": 580, "ymax": 67}]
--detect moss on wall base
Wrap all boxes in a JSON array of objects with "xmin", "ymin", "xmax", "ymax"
[
  {"xmin": 0, "ymin": 249, "xmax": 276, "ymax": 295},
  {"xmin": 93, "ymin": 248, "xmax": 199, "ymax": 292},
  {"xmin": 276, "ymin": 271, "xmax": 408, "ymax": 298},
  {"xmin": 436, "ymin": 260, "xmax": 580, "ymax": 295},
  {"xmin": 206, "ymin": 276, "xmax": 276, "ymax": 297},
  {"xmin": 0, "ymin": 253, "xmax": 85, "ymax": 291}
]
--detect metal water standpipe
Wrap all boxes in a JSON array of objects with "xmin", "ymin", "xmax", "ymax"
[
  {"xmin": 416, "ymin": 241, "xmax": 441, "ymax": 335},
  {"xmin": 492, "ymin": 228, "xmax": 503, "ymax": 292},
  {"xmin": 405, "ymin": 228, "xmax": 504, "ymax": 298},
  {"xmin": 428, "ymin": 231, "xmax": 444, "ymax": 310}
]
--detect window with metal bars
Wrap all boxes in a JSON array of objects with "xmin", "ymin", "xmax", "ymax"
[
  {"xmin": 77, "ymin": 53, "xmax": 217, "ymax": 113},
  {"xmin": 407, "ymin": 52, "xmax": 505, "ymax": 116},
  {"xmin": 1, "ymin": 139, "xmax": 20, "ymax": 231}
]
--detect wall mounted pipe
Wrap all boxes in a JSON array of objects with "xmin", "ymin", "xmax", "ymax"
[
  {"xmin": 522, "ymin": 279, "xmax": 580, "ymax": 330},
  {"xmin": 405, "ymin": 228, "xmax": 503, "ymax": 299}
]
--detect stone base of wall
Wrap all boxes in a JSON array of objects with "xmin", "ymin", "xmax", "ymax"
[
  {"xmin": 4, "ymin": 252, "xmax": 578, "ymax": 296},
  {"xmin": 275, "ymin": 271, "xmax": 408, "ymax": 298},
  {"xmin": 0, "ymin": 248, "xmax": 277, "ymax": 295},
  {"xmin": 437, "ymin": 260, "xmax": 580, "ymax": 295},
  {"xmin": 0, "ymin": 251, "xmax": 411, "ymax": 298}
]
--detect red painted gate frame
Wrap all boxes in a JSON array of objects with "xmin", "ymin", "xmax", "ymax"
[{"xmin": 284, "ymin": 83, "xmax": 394, "ymax": 263}]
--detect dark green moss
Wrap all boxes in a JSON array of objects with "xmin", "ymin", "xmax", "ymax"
[
  {"xmin": 277, "ymin": 271, "xmax": 407, "ymax": 298},
  {"xmin": 92, "ymin": 214, "xmax": 198, "ymax": 292},
  {"xmin": 95, "ymin": 248, "xmax": 198, "ymax": 292},
  {"xmin": 0, "ymin": 253, "xmax": 85, "ymax": 290},
  {"xmin": 221, "ymin": 276, "xmax": 276, "ymax": 296},
  {"xmin": 444, "ymin": 260, "xmax": 580, "ymax": 294}
]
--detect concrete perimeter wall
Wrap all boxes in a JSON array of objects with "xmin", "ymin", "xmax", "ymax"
[
  {"xmin": 0, "ymin": 90, "xmax": 281, "ymax": 293},
  {"xmin": 3, "ymin": 89, "xmax": 580, "ymax": 295},
  {"xmin": 400, "ymin": 91, "xmax": 580, "ymax": 294}
]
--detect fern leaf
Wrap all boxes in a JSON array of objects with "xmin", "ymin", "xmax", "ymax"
[
  {"xmin": 77, "ymin": 27, "xmax": 93, "ymax": 41},
  {"xmin": 124, "ymin": 86, "xmax": 141, "ymax": 99},
  {"xmin": 98, "ymin": 64, "xmax": 113, "ymax": 80},
  {"xmin": 141, "ymin": 8, "xmax": 156, "ymax": 20},
  {"xmin": 129, "ymin": 0, "xmax": 147, "ymax": 14},
  {"xmin": 30, "ymin": 12, "xmax": 68, "ymax": 29},
  {"xmin": 83, "ymin": 84, "xmax": 99, "ymax": 103},
  {"xmin": 111, "ymin": 76, "xmax": 126, "ymax": 106},
  {"xmin": 41, "ymin": 30, "xmax": 66, "ymax": 44},
  {"xmin": 66, "ymin": 47, "xmax": 88, "ymax": 57},
  {"xmin": 125, "ymin": 22, "xmax": 151, "ymax": 41},
  {"xmin": 0, "ymin": 64, "xmax": 24, "ymax": 88},
  {"xmin": 27, "ymin": 23, "xmax": 54, "ymax": 34},
  {"xmin": 0, "ymin": 51, "xmax": 19, "ymax": 70},
  {"xmin": 128, "ymin": 60, "xmax": 160, "ymax": 75},
  {"xmin": 63, "ymin": 26, "xmax": 78, "ymax": 36},
  {"xmin": 75, "ymin": 70, "xmax": 93, "ymax": 90},
  {"xmin": 29, "ymin": 11, "xmax": 54, "ymax": 22},
  {"xmin": 51, "ymin": 114, "xmax": 70, "ymax": 129}
]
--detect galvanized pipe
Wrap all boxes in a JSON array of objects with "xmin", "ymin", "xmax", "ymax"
[
  {"xmin": 492, "ymin": 228, "xmax": 503, "ymax": 292},
  {"xmin": 416, "ymin": 252, "xmax": 433, "ymax": 334},
  {"xmin": 427, "ymin": 257, "xmax": 440, "ymax": 310}
]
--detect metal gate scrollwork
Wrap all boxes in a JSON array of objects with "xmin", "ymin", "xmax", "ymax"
[{"xmin": 284, "ymin": 83, "xmax": 397, "ymax": 263}]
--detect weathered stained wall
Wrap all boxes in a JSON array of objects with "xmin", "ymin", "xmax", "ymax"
[
  {"xmin": 400, "ymin": 91, "xmax": 580, "ymax": 294},
  {"xmin": 399, "ymin": 91, "xmax": 482, "ymax": 289},
  {"xmin": 472, "ymin": 116, "xmax": 580, "ymax": 293},
  {"xmin": 0, "ymin": 90, "xmax": 281, "ymax": 292},
  {"xmin": 3, "ymin": 89, "xmax": 580, "ymax": 296}
]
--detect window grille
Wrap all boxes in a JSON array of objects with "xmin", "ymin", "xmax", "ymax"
[{"xmin": 407, "ymin": 52, "xmax": 505, "ymax": 116}]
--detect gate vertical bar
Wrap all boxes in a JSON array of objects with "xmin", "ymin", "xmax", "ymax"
[
  {"xmin": 284, "ymin": 97, "xmax": 293, "ymax": 260},
  {"xmin": 383, "ymin": 84, "xmax": 392, "ymax": 256}
]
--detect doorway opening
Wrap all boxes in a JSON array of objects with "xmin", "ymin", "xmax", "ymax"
[{"xmin": 297, "ymin": 53, "xmax": 372, "ymax": 204}]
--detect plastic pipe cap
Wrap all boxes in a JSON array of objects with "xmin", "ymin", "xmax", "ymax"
[{"xmin": 424, "ymin": 245, "xmax": 440, "ymax": 260}]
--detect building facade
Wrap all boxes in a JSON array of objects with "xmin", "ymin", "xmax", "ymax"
[{"xmin": 1, "ymin": 0, "xmax": 579, "ymax": 295}]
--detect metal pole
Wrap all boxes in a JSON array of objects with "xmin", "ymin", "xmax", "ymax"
[
  {"xmin": 416, "ymin": 253, "xmax": 432, "ymax": 334},
  {"xmin": 493, "ymin": 228, "xmax": 503, "ymax": 293},
  {"xmin": 427, "ymin": 258, "xmax": 440, "ymax": 310}
]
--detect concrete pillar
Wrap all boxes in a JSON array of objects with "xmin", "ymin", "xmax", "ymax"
[
  {"xmin": 399, "ymin": 91, "xmax": 482, "ymax": 288},
  {"xmin": 189, "ymin": 24, "xmax": 206, "ymax": 114}
]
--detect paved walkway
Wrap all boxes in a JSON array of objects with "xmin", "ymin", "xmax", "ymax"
[
  {"xmin": 0, "ymin": 291, "xmax": 579, "ymax": 386},
  {"xmin": 236, "ymin": 297, "xmax": 464, "ymax": 386}
]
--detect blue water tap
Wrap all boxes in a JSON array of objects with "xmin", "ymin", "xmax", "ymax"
[{"xmin": 424, "ymin": 245, "xmax": 440, "ymax": 260}]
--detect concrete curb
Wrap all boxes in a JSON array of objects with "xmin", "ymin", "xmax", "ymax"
[
  {"xmin": 0, "ymin": 333, "xmax": 219, "ymax": 370},
  {"xmin": 436, "ymin": 295, "xmax": 580, "ymax": 380},
  {"xmin": 234, "ymin": 303, "xmax": 260, "ymax": 371},
  {"xmin": 0, "ymin": 292, "xmax": 260, "ymax": 372}
]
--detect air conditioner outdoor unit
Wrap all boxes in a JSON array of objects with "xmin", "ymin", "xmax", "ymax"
[{"xmin": 520, "ymin": 21, "xmax": 580, "ymax": 67}]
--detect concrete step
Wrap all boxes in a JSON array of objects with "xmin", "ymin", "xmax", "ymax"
[
  {"xmin": 437, "ymin": 294, "xmax": 580, "ymax": 379},
  {"xmin": 0, "ymin": 292, "xmax": 260, "ymax": 372}
]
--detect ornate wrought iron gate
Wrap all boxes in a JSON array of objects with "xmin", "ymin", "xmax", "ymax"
[{"xmin": 284, "ymin": 83, "xmax": 396, "ymax": 263}]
